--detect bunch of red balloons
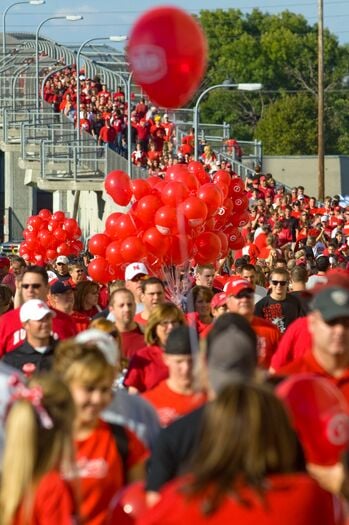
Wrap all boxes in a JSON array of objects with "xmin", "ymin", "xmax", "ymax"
[
  {"xmin": 88, "ymin": 164, "xmax": 248, "ymax": 283},
  {"xmin": 19, "ymin": 210, "xmax": 83, "ymax": 265}
]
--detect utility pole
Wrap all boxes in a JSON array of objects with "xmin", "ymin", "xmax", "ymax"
[{"xmin": 318, "ymin": 0, "xmax": 325, "ymax": 201}]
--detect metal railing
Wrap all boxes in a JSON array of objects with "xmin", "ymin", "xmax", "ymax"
[
  {"xmin": 21, "ymin": 121, "xmax": 77, "ymax": 160},
  {"xmin": 1, "ymin": 108, "xmax": 62, "ymax": 143},
  {"xmin": 40, "ymin": 141, "xmax": 108, "ymax": 181}
]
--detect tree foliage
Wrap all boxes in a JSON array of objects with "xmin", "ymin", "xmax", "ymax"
[{"xmin": 195, "ymin": 8, "xmax": 349, "ymax": 155}]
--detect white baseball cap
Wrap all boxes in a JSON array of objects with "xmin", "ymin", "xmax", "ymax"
[
  {"xmin": 20, "ymin": 299, "xmax": 55, "ymax": 323},
  {"xmin": 75, "ymin": 329, "xmax": 119, "ymax": 366},
  {"xmin": 56, "ymin": 255, "xmax": 69, "ymax": 264},
  {"xmin": 124, "ymin": 262, "xmax": 148, "ymax": 281}
]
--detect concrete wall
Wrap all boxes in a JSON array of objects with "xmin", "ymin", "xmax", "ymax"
[{"xmin": 262, "ymin": 155, "xmax": 349, "ymax": 197}]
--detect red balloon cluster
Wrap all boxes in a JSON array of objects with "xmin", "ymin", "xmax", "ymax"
[
  {"xmin": 127, "ymin": 6, "xmax": 207, "ymax": 108},
  {"xmin": 19, "ymin": 210, "xmax": 83, "ymax": 265},
  {"xmin": 91, "ymin": 165, "xmax": 248, "ymax": 283}
]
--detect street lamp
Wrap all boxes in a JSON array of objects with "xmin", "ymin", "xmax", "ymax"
[
  {"xmin": 3, "ymin": 0, "xmax": 45, "ymax": 57},
  {"xmin": 35, "ymin": 15, "xmax": 83, "ymax": 110},
  {"xmin": 75, "ymin": 35, "xmax": 127, "ymax": 141},
  {"xmin": 193, "ymin": 82, "xmax": 263, "ymax": 160}
]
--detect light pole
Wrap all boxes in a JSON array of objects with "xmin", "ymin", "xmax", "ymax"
[
  {"xmin": 3, "ymin": 0, "xmax": 45, "ymax": 57},
  {"xmin": 35, "ymin": 15, "xmax": 83, "ymax": 110},
  {"xmin": 193, "ymin": 82, "xmax": 263, "ymax": 160},
  {"xmin": 75, "ymin": 35, "xmax": 127, "ymax": 142}
]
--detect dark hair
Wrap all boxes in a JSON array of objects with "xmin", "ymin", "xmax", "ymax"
[
  {"xmin": 315, "ymin": 255, "xmax": 330, "ymax": 272},
  {"xmin": 187, "ymin": 286, "xmax": 214, "ymax": 313},
  {"xmin": 141, "ymin": 276, "xmax": 165, "ymax": 293},
  {"xmin": 241, "ymin": 263, "xmax": 256, "ymax": 273},
  {"xmin": 23, "ymin": 265, "xmax": 48, "ymax": 285}
]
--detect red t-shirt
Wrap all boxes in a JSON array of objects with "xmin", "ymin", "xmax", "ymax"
[
  {"xmin": 141, "ymin": 380, "xmax": 206, "ymax": 427},
  {"xmin": 13, "ymin": 470, "xmax": 76, "ymax": 525},
  {"xmin": 120, "ymin": 326, "xmax": 145, "ymax": 360},
  {"xmin": 123, "ymin": 345, "xmax": 168, "ymax": 392},
  {"xmin": 279, "ymin": 351, "xmax": 349, "ymax": 403},
  {"xmin": 251, "ymin": 316, "xmax": 281, "ymax": 369},
  {"xmin": 0, "ymin": 307, "xmax": 77, "ymax": 356},
  {"xmin": 134, "ymin": 312, "xmax": 148, "ymax": 327},
  {"xmin": 74, "ymin": 419, "xmax": 148, "ymax": 525},
  {"xmin": 137, "ymin": 473, "xmax": 342, "ymax": 525},
  {"xmin": 270, "ymin": 317, "xmax": 311, "ymax": 371}
]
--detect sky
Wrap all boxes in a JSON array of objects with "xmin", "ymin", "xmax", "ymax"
[{"xmin": 3, "ymin": 0, "xmax": 349, "ymax": 49}]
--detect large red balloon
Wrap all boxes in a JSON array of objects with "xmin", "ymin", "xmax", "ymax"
[
  {"xmin": 130, "ymin": 179, "xmax": 152, "ymax": 200},
  {"xmin": 105, "ymin": 241, "xmax": 123, "ymax": 266},
  {"xmin": 105, "ymin": 212, "xmax": 123, "ymax": 239},
  {"xmin": 88, "ymin": 234, "xmax": 110, "ymax": 257},
  {"xmin": 277, "ymin": 375, "xmax": 349, "ymax": 466},
  {"xmin": 161, "ymin": 181, "xmax": 189, "ymax": 206},
  {"xmin": 88, "ymin": 257, "xmax": 109, "ymax": 284},
  {"xmin": 213, "ymin": 169, "xmax": 231, "ymax": 187},
  {"xmin": 143, "ymin": 227, "xmax": 170, "ymax": 257},
  {"xmin": 38, "ymin": 209, "xmax": 52, "ymax": 221},
  {"xmin": 165, "ymin": 234, "xmax": 193, "ymax": 265},
  {"xmin": 52, "ymin": 211, "xmax": 65, "ymax": 222},
  {"xmin": 120, "ymin": 236, "xmax": 146, "ymax": 263},
  {"xmin": 229, "ymin": 177, "xmax": 245, "ymax": 197},
  {"xmin": 128, "ymin": 6, "xmax": 207, "ymax": 108},
  {"xmin": 133, "ymin": 195, "xmax": 162, "ymax": 226},
  {"xmin": 229, "ymin": 210, "xmax": 251, "ymax": 228},
  {"xmin": 195, "ymin": 231, "xmax": 222, "ymax": 265},
  {"xmin": 179, "ymin": 197, "xmax": 208, "ymax": 228},
  {"xmin": 105, "ymin": 170, "xmax": 132, "ymax": 206},
  {"xmin": 154, "ymin": 206, "xmax": 177, "ymax": 235},
  {"xmin": 232, "ymin": 193, "xmax": 249, "ymax": 213},
  {"xmin": 187, "ymin": 161, "xmax": 210, "ymax": 185},
  {"xmin": 197, "ymin": 183, "xmax": 223, "ymax": 217},
  {"xmin": 113, "ymin": 214, "xmax": 137, "ymax": 240}
]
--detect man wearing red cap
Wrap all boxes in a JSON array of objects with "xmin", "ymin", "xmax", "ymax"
[{"xmin": 224, "ymin": 277, "xmax": 280, "ymax": 368}]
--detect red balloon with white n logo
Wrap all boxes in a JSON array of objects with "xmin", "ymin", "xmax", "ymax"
[
  {"xmin": 276, "ymin": 374, "xmax": 349, "ymax": 465},
  {"xmin": 127, "ymin": 6, "xmax": 207, "ymax": 108}
]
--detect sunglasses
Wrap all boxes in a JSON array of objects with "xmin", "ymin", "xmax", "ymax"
[
  {"xmin": 235, "ymin": 291, "xmax": 254, "ymax": 299},
  {"xmin": 271, "ymin": 280, "xmax": 287, "ymax": 286},
  {"xmin": 21, "ymin": 283, "xmax": 42, "ymax": 289}
]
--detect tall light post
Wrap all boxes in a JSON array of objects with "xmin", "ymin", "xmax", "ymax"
[
  {"xmin": 193, "ymin": 82, "xmax": 263, "ymax": 160},
  {"xmin": 36, "ymin": 14, "xmax": 83, "ymax": 110},
  {"xmin": 3, "ymin": 0, "xmax": 45, "ymax": 57},
  {"xmin": 76, "ymin": 35, "xmax": 127, "ymax": 141}
]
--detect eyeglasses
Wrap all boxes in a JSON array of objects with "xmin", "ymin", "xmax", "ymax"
[
  {"xmin": 235, "ymin": 291, "xmax": 254, "ymax": 299},
  {"xmin": 271, "ymin": 280, "xmax": 287, "ymax": 286},
  {"xmin": 21, "ymin": 283, "xmax": 42, "ymax": 290},
  {"xmin": 131, "ymin": 274, "xmax": 147, "ymax": 282}
]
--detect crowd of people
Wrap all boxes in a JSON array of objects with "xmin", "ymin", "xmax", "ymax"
[
  {"xmin": 1, "ymin": 168, "xmax": 349, "ymax": 522},
  {"xmin": 42, "ymin": 65, "xmax": 241, "ymax": 177}
]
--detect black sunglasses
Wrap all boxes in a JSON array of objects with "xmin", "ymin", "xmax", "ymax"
[
  {"xmin": 21, "ymin": 283, "xmax": 42, "ymax": 289},
  {"xmin": 271, "ymin": 280, "xmax": 287, "ymax": 286}
]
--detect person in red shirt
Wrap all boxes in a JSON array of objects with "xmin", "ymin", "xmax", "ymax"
[
  {"xmin": 54, "ymin": 341, "xmax": 148, "ymax": 525},
  {"xmin": 74, "ymin": 280, "xmax": 102, "ymax": 320},
  {"xmin": 139, "ymin": 382, "xmax": 339, "ymax": 525},
  {"xmin": 48, "ymin": 280, "xmax": 90, "ymax": 334},
  {"xmin": 98, "ymin": 117, "xmax": 117, "ymax": 149},
  {"xmin": 224, "ymin": 276, "xmax": 280, "ymax": 369},
  {"xmin": 134, "ymin": 277, "xmax": 166, "ymax": 327},
  {"xmin": 142, "ymin": 326, "xmax": 206, "ymax": 427},
  {"xmin": 124, "ymin": 303, "xmax": 186, "ymax": 394},
  {"xmin": 0, "ymin": 374, "xmax": 77, "ymax": 525},
  {"xmin": 0, "ymin": 266, "xmax": 76, "ymax": 356},
  {"xmin": 278, "ymin": 286, "xmax": 349, "ymax": 403},
  {"xmin": 108, "ymin": 288, "xmax": 145, "ymax": 360}
]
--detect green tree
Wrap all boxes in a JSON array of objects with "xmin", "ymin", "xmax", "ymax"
[{"xmin": 195, "ymin": 8, "xmax": 349, "ymax": 155}]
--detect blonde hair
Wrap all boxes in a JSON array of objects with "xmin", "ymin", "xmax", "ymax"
[
  {"xmin": 54, "ymin": 339, "xmax": 115, "ymax": 386},
  {"xmin": 0, "ymin": 373, "xmax": 75, "ymax": 525},
  {"xmin": 89, "ymin": 318, "xmax": 122, "ymax": 353},
  {"xmin": 145, "ymin": 303, "xmax": 185, "ymax": 346}
]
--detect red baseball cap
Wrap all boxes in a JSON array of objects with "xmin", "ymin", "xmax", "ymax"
[
  {"xmin": 224, "ymin": 277, "xmax": 254, "ymax": 297},
  {"xmin": 211, "ymin": 292, "xmax": 227, "ymax": 309}
]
